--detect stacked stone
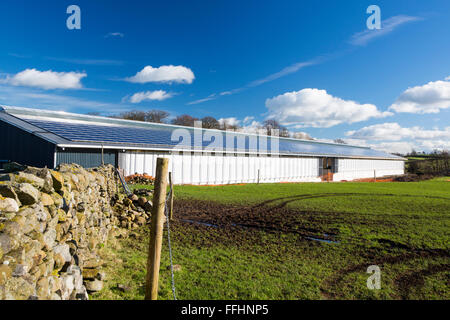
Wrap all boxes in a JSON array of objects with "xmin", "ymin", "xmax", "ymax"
[
  {"xmin": 124, "ymin": 174, "xmax": 155, "ymax": 185},
  {"xmin": 0, "ymin": 164, "xmax": 121, "ymax": 300},
  {"xmin": 113, "ymin": 190, "xmax": 153, "ymax": 230}
]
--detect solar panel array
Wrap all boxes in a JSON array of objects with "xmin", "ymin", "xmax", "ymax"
[
  {"xmin": 25, "ymin": 118, "xmax": 180, "ymax": 146},
  {"xmin": 22, "ymin": 117, "xmax": 401, "ymax": 159}
]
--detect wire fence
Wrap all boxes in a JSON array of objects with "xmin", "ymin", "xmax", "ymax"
[
  {"xmin": 164, "ymin": 183, "xmax": 177, "ymax": 300},
  {"xmin": 117, "ymin": 166, "xmax": 177, "ymax": 300},
  {"xmin": 116, "ymin": 168, "xmax": 132, "ymax": 196}
]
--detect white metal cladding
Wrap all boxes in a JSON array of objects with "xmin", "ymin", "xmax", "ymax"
[
  {"xmin": 119, "ymin": 151, "xmax": 404, "ymax": 184},
  {"xmin": 119, "ymin": 151, "xmax": 322, "ymax": 184},
  {"xmin": 333, "ymin": 158, "xmax": 404, "ymax": 181}
]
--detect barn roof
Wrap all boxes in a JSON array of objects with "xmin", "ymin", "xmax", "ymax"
[{"xmin": 0, "ymin": 106, "xmax": 405, "ymax": 160}]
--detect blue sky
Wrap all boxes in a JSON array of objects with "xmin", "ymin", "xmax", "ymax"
[{"xmin": 0, "ymin": 0, "xmax": 449, "ymax": 154}]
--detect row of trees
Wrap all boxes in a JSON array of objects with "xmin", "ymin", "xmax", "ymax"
[
  {"xmin": 112, "ymin": 109, "xmax": 315, "ymax": 140},
  {"xmin": 406, "ymin": 149, "xmax": 449, "ymax": 157},
  {"xmin": 406, "ymin": 150, "xmax": 450, "ymax": 176}
]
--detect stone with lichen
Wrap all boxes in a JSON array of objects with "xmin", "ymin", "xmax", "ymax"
[{"xmin": 0, "ymin": 164, "xmax": 125, "ymax": 300}]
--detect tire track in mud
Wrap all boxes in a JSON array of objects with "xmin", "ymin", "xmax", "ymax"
[
  {"xmin": 250, "ymin": 192, "xmax": 450, "ymax": 212},
  {"xmin": 395, "ymin": 262, "xmax": 450, "ymax": 299},
  {"xmin": 320, "ymin": 241, "xmax": 450, "ymax": 299}
]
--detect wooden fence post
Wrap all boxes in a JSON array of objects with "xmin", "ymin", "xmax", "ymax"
[
  {"xmin": 169, "ymin": 172, "xmax": 174, "ymax": 221},
  {"xmin": 145, "ymin": 157, "xmax": 169, "ymax": 300}
]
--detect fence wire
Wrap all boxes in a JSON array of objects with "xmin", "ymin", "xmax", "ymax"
[
  {"xmin": 115, "ymin": 168, "xmax": 132, "ymax": 196},
  {"xmin": 164, "ymin": 184, "xmax": 177, "ymax": 300}
]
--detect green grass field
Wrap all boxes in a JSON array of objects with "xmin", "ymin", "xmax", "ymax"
[{"xmin": 92, "ymin": 178, "xmax": 450, "ymax": 300}]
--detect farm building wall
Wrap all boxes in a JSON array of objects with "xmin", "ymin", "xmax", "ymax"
[
  {"xmin": 0, "ymin": 120, "xmax": 55, "ymax": 168},
  {"xmin": 333, "ymin": 159, "xmax": 404, "ymax": 181},
  {"xmin": 119, "ymin": 152, "xmax": 320, "ymax": 184},
  {"xmin": 119, "ymin": 151, "xmax": 322, "ymax": 184},
  {"xmin": 55, "ymin": 148, "xmax": 117, "ymax": 168},
  {"xmin": 119, "ymin": 150, "xmax": 404, "ymax": 184}
]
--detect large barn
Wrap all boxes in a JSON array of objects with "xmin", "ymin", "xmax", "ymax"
[{"xmin": 0, "ymin": 106, "xmax": 405, "ymax": 184}]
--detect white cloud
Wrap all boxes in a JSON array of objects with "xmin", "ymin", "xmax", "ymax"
[
  {"xmin": 218, "ymin": 117, "xmax": 240, "ymax": 127},
  {"xmin": 367, "ymin": 139, "xmax": 450, "ymax": 154},
  {"xmin": 389, "ymin": 79, "xmax": 450, "ymax": 113},
  {"xmin": 127, "ymin": 65, "xmax": 195, "ymax": 84},
  {"xmin": 418, "ymin": 139, "xmax": 450, "ymax": 151},
  {"xmin": 339, "ymin": 138, "xmax": 369, "ymax": 147},
  {"xmin": 187, "ymin": 94, "xmax": 216, "ymax": 105},
  {"xmin": 46, "ymin": 57, "xmax": 124, "ymax": 66},
  {"xmin": 291, "ymin": 131, "xmax": 314, "ymax": 140},
  {"xmin": 219, "ymin": 88, "xmax": 243, "ymax": 96},
  {"xmin": 5, "ymin": 68, "xmax": 86, "ymax": 90},
  {"xmin": 299, "ymin": 134, "xmax": 416, "ymax": 154},
  {"xmin": 243, "ymin": 116, "xmax": 255, "ymax": 124},
  {"xmin": 105, "ymin": 32, "xmax": 124, "ymax": 38},
  {"xmin": 345, "ymin": 122, "xmax": 450, "ymax": 153},
  {"xmin": 368, "ymin": 141, "xmax": 416, "ymax": 155},
  {"xmin": 215, "ymin": 116, "xmax": 265, "ymax": 134},
  {"xmin": 346, "ymin": 122, "xmax": 450, "ymax": 141},
  {"xmin": 129, "ymin": 90, "xmax": 173, "ymax": 103},
  {"xmin": 247, "ymin": 61, "xmax": 316, "ymax": 87},
  {"xmin": 265, "ymin": 88, "xmax": 392, "ymax": 128},
  {"xmin": 350, "ymin": 15, "xmax": 421, "ymax": 46},
  {"xmin": 8, "ymin": 53, "xmax": 31, "ymax": 59},
  {"xmin": 239, "ymin": 120, "xmax": 264, "ymax": 134},
  {"xmin": 211, "ymin": 60, "xmax": 317, "ymax": 102},
  {"xmin": 0, "ymin": 84, "xmax": 133, "ymax": 114}
]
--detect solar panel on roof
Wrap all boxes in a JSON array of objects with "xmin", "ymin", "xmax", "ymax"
[
  {"xmin": 0, "ymin": 104, "xmax": 402, "ymax": 159},
  {"xmin": 25, "ymin": 119, "xmax": 179, "ymax": 145},
  {"xmin": 20, "ymin": 117, "xmax": 402, "ymax": 159}
]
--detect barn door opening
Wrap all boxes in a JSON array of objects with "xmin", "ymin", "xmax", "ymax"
[{"xmin": 319, "ymin": 157, "xmax": 336, "ymax": 181}]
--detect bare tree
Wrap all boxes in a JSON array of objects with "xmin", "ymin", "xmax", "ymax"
[
  {"xmin": 279, "ymin": 127, "xmax": 290, "ymax": 138},
  {"xmin": 201, "ymin": 116, "xmax": 220, "ymax": 129},
  {"xmin": 171, "ymin": 114, "xmax": 198, "ymax": 127},
  {"xmin": 114, "ymin": 109, "xmax": 170, "ymax": 123},
  {"xmin": 145, "ymin": 110, "xmax": 169, "ymax": 123},
  {"xmin": 86, "ymin": 111, "xmax": 101, "ymax": 116},
  {"xmin": 333, "ymin": 138, "xmax": 347, "ymax": 144},
  {"xmin": 262, "ymin": 119, "xmax": 290, "ymax": 137},
  {"xmin": 219, "ymin": 119, "xmax": 241, "ymax": 131},
  {"xmin": 119, "ymin": 110, "xmax": 147, "ymax": 122}
]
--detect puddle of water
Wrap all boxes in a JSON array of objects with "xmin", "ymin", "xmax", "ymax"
[
  {"xmin": 180, "ymin": 219, "xmax": 219, "ymax": 228},
  {"xmin": 306, "ymin": 236, "xmax": 339, "ymax": 244}
]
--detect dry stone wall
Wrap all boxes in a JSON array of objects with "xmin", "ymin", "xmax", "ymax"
[{"xmin": 0, "ymin": 163, "xmax": 128, "ymax": 300}]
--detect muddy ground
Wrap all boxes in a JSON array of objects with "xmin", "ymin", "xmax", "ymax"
[
  {"xmin": 173, "ymin": 198, "xmax": 340, "ymax": 241},
  {"xmin": 170, "ymin": 199, "xmax": 449, "ymax": 299}
]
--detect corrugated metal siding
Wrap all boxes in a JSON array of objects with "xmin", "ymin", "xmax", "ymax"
[
  {"xmin": 118, "ymin": 151, "xmax": 322, "ymax": 184},
  {"xmin": 333, "ymin": 158, "xmax": 404, "ymax": 181},
  {"xmin": 0, "ymin": 119, "xmax": 55, "ymax": 168},
  {"xmin": 118, "ymin": 150, "xmax": 405, "ymax": 184},
  {"xmin": 56, "ymin": 148, "xmax": 117, "ymax": 168}
]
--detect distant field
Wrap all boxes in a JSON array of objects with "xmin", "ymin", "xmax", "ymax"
[{"xmin": 93, "ymin": 178, "xmax": 450, "ymax": 300}]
